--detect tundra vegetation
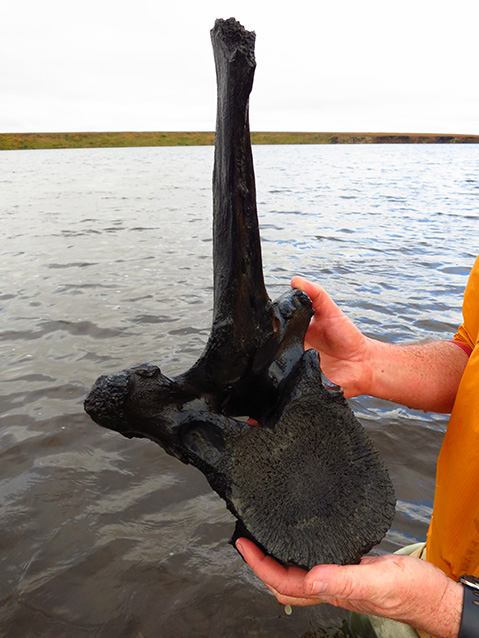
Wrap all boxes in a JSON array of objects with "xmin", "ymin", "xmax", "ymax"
[{"xmin": 1, "ymin": 131, "xmax": 478, "ymax": 150}]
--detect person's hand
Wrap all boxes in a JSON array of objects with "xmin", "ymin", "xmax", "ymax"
[
  {"xmin": 291, "ymin": 276, "xmax": 468, "ymax": 411},
  {"xmin": 236, "ymin": 538, "xmax": 462, "ymax": 638},
  {"xmin": 291, "ymin": 276, "xmax": 372, "ymax": 397}
]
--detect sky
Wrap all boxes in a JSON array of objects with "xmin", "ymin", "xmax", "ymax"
[{"xmin": 3, "ymin": 0, "xmax": 479, "ymax": 135}]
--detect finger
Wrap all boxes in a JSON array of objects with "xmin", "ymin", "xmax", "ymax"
[
  {"xmin": 236, "ymin": 538, "xmax": 308, "ymax": 598},
  {"xmin": 267, "ymin": 580, "xmax": 340, "ymax": 608},
  {"xmin": 264, "ymin": 582, "xmax": 321, "ymax": 607}
]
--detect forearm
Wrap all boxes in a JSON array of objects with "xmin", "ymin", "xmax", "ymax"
[{"xmin": 361, "ymin": 339, "xmax": 469, "ymax": 413}]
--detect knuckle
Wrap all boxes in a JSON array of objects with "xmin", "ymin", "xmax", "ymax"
[{"xmin": 337, "ymin": 577, "xmax": 356, "ymax": 599}]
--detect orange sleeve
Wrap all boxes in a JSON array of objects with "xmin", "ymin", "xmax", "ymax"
[{"xmin": 453, "ymin": 256, "xmax": 479, "ymax": 350}]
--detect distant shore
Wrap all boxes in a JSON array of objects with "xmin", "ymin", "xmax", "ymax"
[{"xmin": 1, "ymin": 131, "xmax": 479, "ymax": 150}]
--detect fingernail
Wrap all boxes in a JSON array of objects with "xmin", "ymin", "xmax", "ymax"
[
  {"xmin": 310, "ymin": 580, "xmax": 328, "ymax": 595},
  {"xmin": 235, "ymin": 540, "xmax": 245, "ymax": 555}
]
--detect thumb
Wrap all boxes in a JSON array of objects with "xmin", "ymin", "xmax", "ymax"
[
  {"xmin": 303, "ymin": 561, "xmax": 377, "ymax": 600},
  {"xmin": 291, "ymin": 276, "xmax": 340, "ymax": 318},
  {"xmin": 291, "ymin": 276, "xmax": 323, "ymax": 306}
]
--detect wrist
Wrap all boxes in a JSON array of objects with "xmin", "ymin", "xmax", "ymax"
[
  {"xmin": 417, "ymin": 579, "xmax": 463, "ymax": 638},
  {"xmin": 359, "ymin": 336, "xmax": 387, "ymax": 398}
]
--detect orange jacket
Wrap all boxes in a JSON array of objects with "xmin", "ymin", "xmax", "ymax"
[{"xmin": 427, "ymin": 255, "xmax": 479, "ymax": 580}]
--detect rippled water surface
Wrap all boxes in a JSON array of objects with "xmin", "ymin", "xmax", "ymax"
[{"xmin": 1, "ymin": 144, "xmax": 478, "ymax": 636}]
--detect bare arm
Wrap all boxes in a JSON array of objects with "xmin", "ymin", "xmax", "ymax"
[
  {"xmin": 292, "ymin": 276, "xmax": 469, "ymax": 413},
  {"xmin": 364, "ymin": 338, "xmax": 468, "ymax": 413}
]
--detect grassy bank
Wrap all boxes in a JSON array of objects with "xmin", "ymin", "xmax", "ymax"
[{"xmin": 1, "ymin": 131, "xmax": 479, "ymax": 151}]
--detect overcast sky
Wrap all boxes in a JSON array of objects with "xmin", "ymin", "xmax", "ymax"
[{"xmin": 3, "ymin": 0, "xmax": 479, "ymax": 134}]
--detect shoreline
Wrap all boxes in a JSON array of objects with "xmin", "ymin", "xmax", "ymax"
[{"xmin": 1, "ymin": 131, "xmax": 479, "ymax": 150}]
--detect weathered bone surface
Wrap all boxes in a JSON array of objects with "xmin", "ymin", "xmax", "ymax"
[{"xmin": 84, "ymin": 17, "xmax": 396, "ymax": 569}]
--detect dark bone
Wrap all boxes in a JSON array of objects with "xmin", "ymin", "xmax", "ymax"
[{"xmin": 84, "ymin": 18, "xmax": 396, "ymax": 569}]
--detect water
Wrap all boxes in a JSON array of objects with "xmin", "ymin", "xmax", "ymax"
[{"xmin": 1, "ymin": 144, "xmax": 478, "ymax": 637}]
